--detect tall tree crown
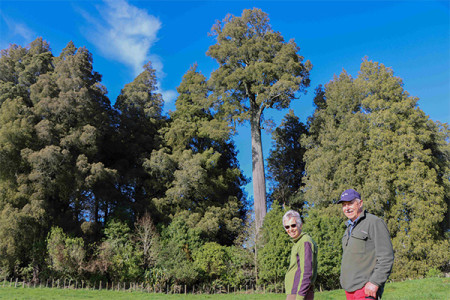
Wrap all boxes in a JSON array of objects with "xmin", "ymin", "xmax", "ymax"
[{"xmin": 207, "ymin": 8, "xmax": 312, "ymax": 125}]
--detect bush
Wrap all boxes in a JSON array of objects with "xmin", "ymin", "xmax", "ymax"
[
  {"xmin": 302, "ymin": 206, "xmax": 346, "ymax": 291},
  {"xmin": 257, "ymin": 204, "xmax": 291, "ymax": 285},
  {"xmin": 426, "ymin": 268, "xmax": 442, "ymax": 278}
]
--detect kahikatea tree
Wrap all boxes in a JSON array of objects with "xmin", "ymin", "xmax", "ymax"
[
  {"xmin": 113, "ymin": 62, "xmax": 165, "ymax": 222},
  {"xmin": 303, "ymin": 58, "xmax": 449, "ymax": 279},
  {"xmin": 0, "ymin": 38, "xmax": 54, "ymax": 279},
  {"xmin": 0, "ymin": 39, "xmax": 118, "ymax": 279},
  {"xmin": 29, "ymin": 41, "xmax": 117, "ymax": 229},
  {"xmin": 147, "ymin": 66, "xmax": 247, "ymax": 245},
  {"xmin": 267, "ymin": 110, "xmax": 308, "ymax": 210},
  {"xmin": 207, "ymin": 8, "xmax": 312, "ymax": 229}
]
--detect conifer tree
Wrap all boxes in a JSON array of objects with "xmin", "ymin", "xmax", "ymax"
[
  {"xmin": 303, "ymin": 58, "xmax": 449, "ymax": 279},
  {"xmin": 267, "ymin": 110, "xmax": 308, "ymax": 210},
  {"xmin": 0, "ymin": 39, "xmax": 118, "ymax": 278},
  {"xmin": 207, "ymin": 8, "xmax": 311, "ymax": 229},
  {"xmin": 0, "ymin": 38, "xmax": 54, "ymax": 279},
  {"xmin": 113, "ymin": 62, "xmax": 164, "ymax": 221},
  {"xmin": 148, "ymin": 66, "xmax": 247, "ymax": 245},
  {"xmin": 28, "ymin": 41, "xmax": 117, "ymax": 229}
]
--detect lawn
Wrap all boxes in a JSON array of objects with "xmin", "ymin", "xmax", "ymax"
[{"xmin": 0, "ymin": 278, "xmax": 448, "ymax": 299}]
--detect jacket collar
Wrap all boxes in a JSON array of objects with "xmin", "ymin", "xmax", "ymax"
[
  {"xmin": 291, "ymin": 231, "xmax": 306, "ymax": 242},
  {"xmin": 347, "ymin": 210, "xmax": 367, "ymax": 227}
]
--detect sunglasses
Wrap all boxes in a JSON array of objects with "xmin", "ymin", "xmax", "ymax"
[{"xmin": 284, "ymin": 224, "xmax": 297, "ymax": 230}]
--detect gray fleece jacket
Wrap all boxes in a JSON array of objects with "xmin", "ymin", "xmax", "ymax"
[{"xmin": 340, "ymin": 210, "xmax": 394, "ymax": 292}]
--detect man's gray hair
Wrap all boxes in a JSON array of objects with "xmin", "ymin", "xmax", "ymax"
[{"xmin": 282, "ymin": 210, "xmax": 302, "ymax": 227}]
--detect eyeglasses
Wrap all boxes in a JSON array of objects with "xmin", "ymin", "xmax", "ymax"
[{"xmin": 284, "ymin": 224, "xmax": 297, "ymax": 230}]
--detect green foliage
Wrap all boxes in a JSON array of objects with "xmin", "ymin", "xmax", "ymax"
[
  {"xmin": 193, "ymin": 242, "xmax": 254, "ymax": 287},
  {"xmin": 0, "ymin": 36, "xmax": 250, "ymax": 286},
  {"xmin": 47, "ymin": 227, "xmax": 85, "ymax": 279},
  {"xmin": 267, "ymin": 110, "xmax": 308, "ymax": 210},
  {"xmin": 257, "ymin": 204, "xmax": 291, "ymax": 285},
  {"xmin": 303, "ymin": 58, "xmax": 450, "ymax": 280},
  {"xmin": 165, "ymin": 65, "xmax": 230, "ymax": 150},
  {"xmin": 425, "ymin": 267, "xmax": 443, "ymax": 278},
  {"xmin": 147, "ymin": 66, "xmax": 247, "ymax": 245},
  {"xmin": 113, "ymin": 62, "xmax": 165, "ymax": 221},
  {"xmin": 224, "ymin": 245, "xmax": 255, "ymax": 286},
  {"xmin": 93, "ymin": 220, "xmax": 142, "ymax": 282},
  {"xmin": 194, "ymin": 242, "xmax": 229, "ymax": 281},
  {"xmin": 207, "ymin": 8, "xmax": 312, "ymax": 229},
  {"xmin": 157, "ymin": 215, "xmax": 201, "ymax": 285},
  {"xmin": 0, "ymin": 38, "xmax": 55, "ymax": 278},
  {"xmin": 207, "ymin": 8, "xmax": 312, "ymax": 125},
  {"xmin": 302, "ymin": 206, "xmax": 345, "ymax": 290}
]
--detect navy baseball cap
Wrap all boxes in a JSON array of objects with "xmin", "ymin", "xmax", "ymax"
[{"xmin": 337, "ymin": 189, "xmax": 361, "ymax": 204}]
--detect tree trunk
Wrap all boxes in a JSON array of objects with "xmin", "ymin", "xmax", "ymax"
[{"xmin": 250, "ymin": 111, "xmax": 267, "ymax": 230}]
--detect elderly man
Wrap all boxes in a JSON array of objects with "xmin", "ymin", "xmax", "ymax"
[
  {"xmin": 338, "ymin": 189, "xmax": 394, "ymax": 300},
  {"xmin": 283, "ymin": 210, "xmax": 318, "ymax": 300}
]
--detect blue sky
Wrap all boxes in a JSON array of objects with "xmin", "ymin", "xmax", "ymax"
[{"xmin": 1, "ymin": 0, "xmax": 449, "ymax": 201}]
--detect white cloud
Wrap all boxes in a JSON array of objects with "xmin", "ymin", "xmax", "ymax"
[
  {"xmin": 86, "ymin": 0, "xmax": 160, "ymax": 75},
  {"xmin": 161, "ymin": 89, "xmax": 178, "ymax": 103},
  {"xmin": 1, "ymin": 14, "xmax": 34, "ymax": 42},
  {"xmin": 81, "ymin": 0, "xmax": 176, "ymax": 103}
]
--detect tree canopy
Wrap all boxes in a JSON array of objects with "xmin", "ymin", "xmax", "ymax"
[
  {"xmin": 0, "ymin": 8, "xmax": 448, "ymax": 289},
  {"xmin": 207, "ymin": 8, "xmax": 312, "ymax": 229},
  {"xmin": 302, "ymin": 58, "xmax": 449, "ymax": 279}
]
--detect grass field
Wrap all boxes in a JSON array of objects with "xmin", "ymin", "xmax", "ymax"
[{"xmin": 0, "ymin": 278, "xmax": 448, "ymax": 299}]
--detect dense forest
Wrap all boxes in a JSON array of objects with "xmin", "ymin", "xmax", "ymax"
[{"xmin": 0, "ymin": 8, "xmax": 448, "ymax": 291}]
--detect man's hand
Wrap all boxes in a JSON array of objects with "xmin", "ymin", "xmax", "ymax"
[{"xmin": 364, "ymin": 282, "xmax": 378, "ymax": 298}]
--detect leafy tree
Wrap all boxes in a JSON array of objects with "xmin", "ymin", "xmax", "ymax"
[
  {"xmin": 91, "ymin": 219, "xmax": 141, "ymax": 282},
  {"xmin": 147, "ymin": 66, "xmax": 247, "ymax": 245},
  {"xmin": 47, "ymin": 227, "xmax": 86, "ymax": 279},
  {"xmin": 207, "ymin": 8, "xmax": 312, "ymax": 229},
  {"xmin": 113, "ymin": 62, "xmax": 164, "ymax": 222},
  {"xmin": 0, "ymin": 38, "xmax": 54, "ymax": 279},
  {"xmin": 194, "ymin": 242, "xmax": 229, "ymax": 282},
  {"xmin": 267, "ymin": 110, "xmax": 308, "ymax": 210},
  {"xmin": 0, "ymin": 38, "xmax": 118, "ymax": 279},
  {"xmin": 157, "ymin": 214, "xmax": 201, "ymax": 285},
  {"xmin": 303, "ymin": 58, "xmax": 449, "ymax": 280},
  {"xmin": 224, "ymin": 245, "xmax": 255, "ymax": 287}
]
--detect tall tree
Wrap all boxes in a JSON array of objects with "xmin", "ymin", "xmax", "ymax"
[
  {"xmin": 207, "ymin": 8, "xmax": 312, "ymax": 229},
  {"xmin": 0, "ymin": 38, "xmax": 54, "ymax": 279},
  {"xmin": 0, "ymin": 39, "xmax": 118, "ymax": 278},
  {"xmin": 303, "ymin": 58, "xmax": 449, "ymax": 279},
  {"xmin": 267, "ymin": 110, "xmax": 308, "ymax": 210},
  {"xmin": 113, "ymin": 62, "xmax": 164, "ymax": 222},
  {"xmin": 147, "ymin": 66, "xmax": 247, "ymax": 245},
  {"xmin": 29, "ymin": 41, "xmax": 117, "ymax": 229}
]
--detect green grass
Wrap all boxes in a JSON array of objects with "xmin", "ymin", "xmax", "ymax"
[{"xmin": 0, "ymin": 278, "xmax": 448, "ymax": 299}]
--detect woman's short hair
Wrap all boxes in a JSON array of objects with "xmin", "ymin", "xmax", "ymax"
[{"xmin": 282, "ymin": 210, "xmax": 302, "ymax": 228}]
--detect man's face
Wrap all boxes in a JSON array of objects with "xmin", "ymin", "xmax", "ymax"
[
  {"xmin": 341, "ymin": 199, "xmax": 363, "ymax": 221},
  {"xmin": 284, "ymin": 217, "xmax": 301, "ymax": 239}
]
